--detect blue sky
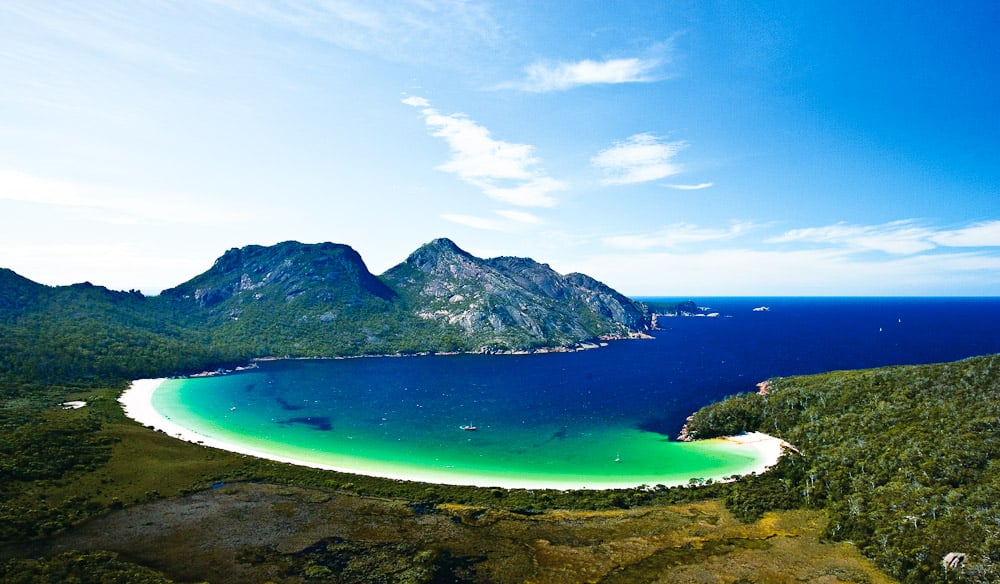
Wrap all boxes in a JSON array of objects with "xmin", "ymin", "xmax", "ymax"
[{"xmin": 1, "ymin": 1, "xmax": 998, "ymax": 295}]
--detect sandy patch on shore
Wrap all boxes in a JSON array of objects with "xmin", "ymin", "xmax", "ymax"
[{"xmin": 718, "ymin": 431, "xmax": 791, "ymax": 472}]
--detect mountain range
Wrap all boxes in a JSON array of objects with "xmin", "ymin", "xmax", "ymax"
[{"xmin": 0, "ymin": 238, "xmax": 650, "ymax": 382}]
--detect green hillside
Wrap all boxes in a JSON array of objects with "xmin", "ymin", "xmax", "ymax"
[{"xmin": 686, "ymin": 354, "xmax": 1000, "ymax": 582}]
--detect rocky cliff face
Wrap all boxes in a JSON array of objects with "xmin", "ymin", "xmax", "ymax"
[
  {"xmin": 381, "ymin": 238, "xmax": 649, "ymax": 350},
  {"xmin": 156, "ymin": 241, "xmax": 404, "ymax": 356},
  {"xmin": 560, "ymin": 272, "xmax": 649, "ymax": 333},
  {"xmin": 162, "ymin": 241, "xmax": 394, "ymax": 313}
]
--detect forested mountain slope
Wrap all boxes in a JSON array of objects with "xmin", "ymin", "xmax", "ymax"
[
  {"xmin": 0, "ymin": 278, "xmax": 226, "ymax": 384},
  {"xmin": 0, "ymin": 238, "xmax": 650, "ymax": 382}
]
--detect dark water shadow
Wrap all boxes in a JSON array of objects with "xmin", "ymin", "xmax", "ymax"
[{"xmin": 278, "ymin": 416, "xmax": 333, "ymax": 431}]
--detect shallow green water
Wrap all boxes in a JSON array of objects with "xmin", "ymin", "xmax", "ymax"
[{"xmin": 150, "ymin": 356, "xmax": 766, "ymax": 488}]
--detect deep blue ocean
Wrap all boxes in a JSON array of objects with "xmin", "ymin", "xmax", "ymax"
[
  {"xmin": 634, "ymin": 297, "xmax": 1000, "ymax": 432},
  {"xmin": 154, "ymin": 298, "xmax": 1000, "ymax": 487}
]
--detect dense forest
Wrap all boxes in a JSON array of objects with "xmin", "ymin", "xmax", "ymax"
[{"xmin": 686, "ymin": 354, "xmax": 1000, "ymax": 582}]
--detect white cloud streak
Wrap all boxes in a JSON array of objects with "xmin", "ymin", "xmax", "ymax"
[
  {"xmin": 770, "ymin": 220, "xmax": 936, "ymax": 254},
  {"xmin": 495, "ymin": 209, "xmax": 543, "ymax": 224},
  {"xmin": 404, "ymin": 97, "xmax": 566, "ymax": 207},
  {"xmin": 500, "ymin": 41, "xmax": 675, "ymax": 92},
  {"xmin": 512, "ymin": 57, "xmax": 662, "ymax": 92},
  {"xmin": 665, "ymin": 182, "xmax": 713, "ymax": 190},
  {"xmin": 400, "ymin": 95, "xmax": 429, "ymax": 108},
  {"xmin": 441, "ymin": 209, "xmax": 544, "ymax": 232},
  {"xmin": 576, "ymin": 248, "xmax": 1000, "ymax": 296},
  {"xmin": 603, "ymin": 222, "xmax": 755, "ymax": 250},
  {"xmin": 2, "ymin": 3, "xmax": 196, "ymax": 72},
  {"xmin": 589, "ymin": 218, "xmax": 1000, "ymax": 293},
  {"xmin": 472, "ymin": 177, "xmax": 566, "ymax": 208},
  {"xmin": 770, "ymin": 219, "xmax": 1000, "ymax": 254},
  {"xmin": 930, "ymin": 220, "xmax": 1000, "ymax": 247},
  {"xmin": 592, "ymin": 133, "xmax": 688, "ymax": 185},
  {"xmin": 441, "ymin": 213, "xmax": 506, "ymax": 231},
  {"xmin": 0, "ymin": 168, "xmax": 247, "ymax": 225},
  {"xmin": 211, "ymin": 0, "xmax": 499, "ymax": 64}
]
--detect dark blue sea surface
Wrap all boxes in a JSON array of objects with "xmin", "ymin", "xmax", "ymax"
[
  {"xmin": 637, "ymin": 297, "xmax": 1000, "ymax": 431},
  {"xmin": 154, "ymin": 298, "xmax": 1000, "ymax": 486}
]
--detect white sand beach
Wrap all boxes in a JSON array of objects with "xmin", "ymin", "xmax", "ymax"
[
  {"xmin": 718, "ymin": 431, "xmax": 792, "ymax": 472},
  {"xmin": 120, "ymin": 378, "xmax": 791, "ymax": 491}
]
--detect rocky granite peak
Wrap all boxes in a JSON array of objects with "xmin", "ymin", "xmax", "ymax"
[
  {"xmin": 382, "ymin": 239, "xmax": 650, "ymax": 350},
  {"xmin": 397, "ymin": 238, "xmax": 477, "ymax": 274},
  {"xmin": 162, "ymin": 241, "xmax": 395, "ymax": 310}
]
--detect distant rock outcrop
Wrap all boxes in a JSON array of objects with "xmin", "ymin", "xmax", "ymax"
[
  {"xmin": 942, "ymin": 552, "xmax": 966, "ymax": 570},
  {"xmin": 382, "ymin": 238, "xmax": 649, "ymax": 350}
]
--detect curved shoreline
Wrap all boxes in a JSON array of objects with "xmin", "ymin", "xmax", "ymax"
[{"xmin": 120, "ymin": 378, "xmax": 790, "ymax": 491}]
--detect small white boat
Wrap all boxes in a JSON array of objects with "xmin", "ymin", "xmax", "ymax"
[{"xmin": 460, "ymin": 424, "xmax": 477, "ymax": 431}]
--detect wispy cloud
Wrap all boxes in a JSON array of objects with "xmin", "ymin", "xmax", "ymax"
[
  {"xmin": 2, "ymin": 3, "xmax": 195, "ymax": 72},
  {"xmin": 511, "ymin": 57, "xmax": 661, "ymax": 92},
  {"xmin": 212, "ymin": 0, "xmax": 499, "ymax": 64},
  {"xmin": 605, "ymin": 219, "xmax": 1000, "ymax": 256},
  {"xmin": 441, "ymin": 214, "xmax": 506, "ymax": 231},
  {"xmin": 473, "ymin": 177, "xmax": 566, "ymax": 208},
  {"xmin": 768, "ymin": 219, "xmax": 1000, "ymax": 255},
  {"xmin": 592, "ymin": 133, "xmax": 688, "ymax": 185},
  {"xmin": 442, "ymin": 209, "xmax": 545, "ymax": 231},
  {"xmin": 404, "ymin": 96, "xmax": 566, "ymax": 207},
  {"xmin": 400, "ymin": 96, "xmax": 430, "ymax": 108},
  {"xmin": 500, "ymin": 41, "xmax": 675, "ymax": 92},
  {"xmin": 603, "ymin": 222, "xmax": 755, "ymax": 250},
  {"xmin": 495, "ymin": 209, "xmax": 543, "ymax": 224},
  {"xmin": 0, "ymin": 169, "xmax": 246, "ymax": 225},
  {"xmin": 930, "ymin": 220, "xmax": 1000, "ymax": 247},
  {"xmin": 769, "ymin": 220, "xmax": 936, "ymax": 254},
  {"xmin": 586, "ymin": 218, "xmax": 1000, "ymax": 294},
  {"xmin": 576, "ymin": 247, "xmax": 1000, "ymax": 296},
  {"xmin": 665, "ymin": 182, "xmax": 713, "ymax": 191}
]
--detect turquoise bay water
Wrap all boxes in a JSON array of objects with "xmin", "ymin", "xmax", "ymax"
[
  {"xmin": 149, "ymin": 298, "xmax": 1000, "ymax": 487},
  {"xmin": 151, "ymin": 356, "xmax": 763, "ymax": 487}
]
